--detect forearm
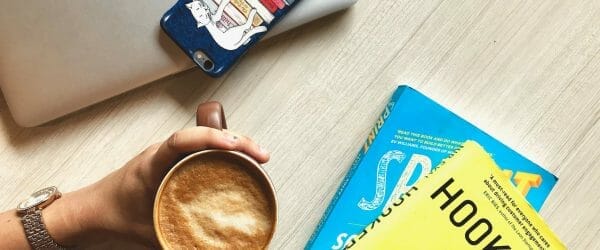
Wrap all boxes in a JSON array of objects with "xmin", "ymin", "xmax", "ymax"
[
  {"xmin": 0, "ymin": 189, "xmax": 102, "ymax": 249},
  {"xmin": 0, "ymin": 125, "xmax": 270, "ymax": 248},
  {"xmin": 0, "ymin": 209, "xmax": 29, "ymax": 249}
]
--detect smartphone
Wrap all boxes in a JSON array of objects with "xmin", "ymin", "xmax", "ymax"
[{"xmin": 161, "ymin": 0, "xmax": 299, "ymax": 77}]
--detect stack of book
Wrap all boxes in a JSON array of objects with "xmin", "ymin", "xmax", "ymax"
[
  {"xmin": 306, "ymin": 86, "xmax": 565, "ymax": 249},
  {"xmin": 205, "ymin": 0, "xmax": 294, "ymax": 31}
]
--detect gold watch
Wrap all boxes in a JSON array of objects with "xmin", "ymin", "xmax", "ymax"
[{"xmin": 16, "ymin": 186, "xmax": 67, "ymax": 250}]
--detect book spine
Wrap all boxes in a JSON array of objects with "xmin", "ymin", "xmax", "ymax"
[
  {"xmin": 259, "ymin": 0, "xmax": 278, "ymax": 13},
  {"xmin": 271, "ymin": 0, "xmax": 286, "ymax": 9},
  {"xmin": 244, "ymin": 0, "xmax": 275, "ymax": 23},
  {"xmin": 305, "ymin": 86, "xmax": 408, "ymax": 248},
  {"xmin": 228, "ymin": 0, "xmax": 267, "ymax": 26}
]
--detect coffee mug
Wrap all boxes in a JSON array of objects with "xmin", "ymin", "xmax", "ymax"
[{"xmin": 153, "ymin": 102, "xmax": 277, "ymax": 249}]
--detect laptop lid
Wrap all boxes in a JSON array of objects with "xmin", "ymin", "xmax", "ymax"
[{"xmin": 0, "ymin": 0, "xmax": 357, "ymax": 126}]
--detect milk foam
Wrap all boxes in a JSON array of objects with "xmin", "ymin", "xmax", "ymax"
[{"xmin": 157, "ymin": 155, "xmax": 275, "ymax": 249}]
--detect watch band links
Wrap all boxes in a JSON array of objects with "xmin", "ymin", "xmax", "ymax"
[{"xmin": 21, "ymin": 209, "xmax": 66, "ymax": 250}]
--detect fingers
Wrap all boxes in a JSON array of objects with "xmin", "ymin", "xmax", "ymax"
[
  {"xmin": 151, "ymin": 127, "xmax": 236, "ymax": 170},
  {"xmin": 150, "ymin": 127, "xmax": 270, "ymax": 173},
  {"xmin": 224, "ymin": 130, "xmax": 270, "ymax": 163}
]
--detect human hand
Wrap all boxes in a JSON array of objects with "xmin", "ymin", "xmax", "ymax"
[{"xmin": 55, "ymin": 127, "xmax": 270, "ymax": 248}]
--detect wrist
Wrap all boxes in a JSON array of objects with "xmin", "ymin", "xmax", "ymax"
[{"xmin": 42, "ymin": 187, "xmax": 103, "ymax": 247}]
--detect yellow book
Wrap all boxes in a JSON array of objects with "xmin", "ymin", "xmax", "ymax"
[{"xmin": 346, "ymin": 141, "xmax": 565, "ymax": 250}]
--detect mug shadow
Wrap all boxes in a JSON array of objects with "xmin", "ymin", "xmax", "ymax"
[{"xmin": 0, "ymin": 9, "xmax": 354, "ymax": 149}]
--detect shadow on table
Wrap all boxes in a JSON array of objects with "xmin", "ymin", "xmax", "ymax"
[
  {"xmin": 160, "ymin": 8, "xmax": 355, "ymax": 107},
  {"xmin": 0, "ymin": 71, "xmax": 211, "ymax": 149}
]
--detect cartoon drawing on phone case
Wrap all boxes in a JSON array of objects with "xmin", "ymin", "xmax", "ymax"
[
  {"xmin": 161, "ymin": 0, "xmax": 298, "ymax": 77},
  {"xmin": 186, "ymin": 0, "xmax": 267, "ymax": 51}
]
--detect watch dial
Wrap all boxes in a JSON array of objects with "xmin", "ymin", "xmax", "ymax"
[{"xmin": 17, "ymin": 187, "xmax": 57, "ymax": 211}]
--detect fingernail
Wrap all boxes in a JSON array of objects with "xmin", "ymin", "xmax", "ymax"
[{"xmin": 259, "ymin": 146, "xmax": 270, "ymax": 155}]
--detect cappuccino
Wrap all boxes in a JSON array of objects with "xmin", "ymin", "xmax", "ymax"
[{"xmin": 155, "ymin": 152, "xmax": 276, "ymax": 249}]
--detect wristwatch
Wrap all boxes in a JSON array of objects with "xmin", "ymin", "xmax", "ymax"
[{"xmin": 16, "ymin": 186, "xmax": 67, "ymax": 250}]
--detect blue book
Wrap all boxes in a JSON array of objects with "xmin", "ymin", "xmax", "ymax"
[{"xmin": 306, "ymin": 85, "xmax": 558, "ymax": 249}]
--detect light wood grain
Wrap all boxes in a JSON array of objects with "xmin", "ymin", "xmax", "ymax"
[{"xmin": 1, "ymin": 0, "xmax": 599, "ymax": 249}]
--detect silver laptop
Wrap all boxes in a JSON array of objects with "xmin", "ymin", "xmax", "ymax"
[{"xmin": 0, "ymin": 0, "xmax": 357, "ymax": 127}]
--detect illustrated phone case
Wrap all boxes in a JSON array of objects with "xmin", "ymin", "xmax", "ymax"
[{"xmin": 161, "ymin": 0, "xmax": 299, "ymax": 77}]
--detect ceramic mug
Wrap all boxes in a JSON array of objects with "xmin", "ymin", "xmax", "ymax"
[{"xmin": 153, "ymin": 101, "xmax": 277, "ymax": 249}]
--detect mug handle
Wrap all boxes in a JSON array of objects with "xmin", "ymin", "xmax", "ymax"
[{"xmin": 196, "ymin": 101, "xmax": 228, "ymax": 130}]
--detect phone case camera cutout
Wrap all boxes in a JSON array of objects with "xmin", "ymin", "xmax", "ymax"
[{"xmin": 161, "ymin": 0, "xmax": 299, "ymax": 77}]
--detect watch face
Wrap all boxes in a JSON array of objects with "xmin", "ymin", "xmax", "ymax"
[{"xmin": 17, "ymin": 187, "xmax": 59, "ymax": 211}]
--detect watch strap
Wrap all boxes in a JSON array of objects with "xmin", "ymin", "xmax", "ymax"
[{"xmin": 21, "ymin": 209, "xmax": 66, "ymax": 250}]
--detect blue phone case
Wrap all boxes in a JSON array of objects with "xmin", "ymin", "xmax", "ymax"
[{"xmin": 161, "ymin": 0, "xmax": 298, "ymax": 77}]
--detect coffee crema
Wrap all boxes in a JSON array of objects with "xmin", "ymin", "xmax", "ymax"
[{"xmin": 156, "ymin": 153, "xmax": 276, "ymax": 249}]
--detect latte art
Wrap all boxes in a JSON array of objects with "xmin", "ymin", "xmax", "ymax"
[{"xmin": 156, "ymin": 153, "xmax": 276, "ymax": 249}]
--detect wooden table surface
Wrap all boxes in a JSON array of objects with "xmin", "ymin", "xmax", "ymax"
[{"xmin": 1, "ymin": 0, "xmax": 599, "ymax": 249}]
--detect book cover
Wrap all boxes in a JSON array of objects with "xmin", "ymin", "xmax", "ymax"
[
  {"xmin": 306, "ymin": 85, "xmax": 558, "ymax": 249},
  {"xmin": 346, "ymin": 141, "xmax": 565, "ymax": 249}
]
